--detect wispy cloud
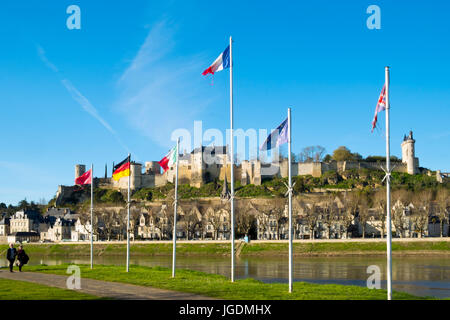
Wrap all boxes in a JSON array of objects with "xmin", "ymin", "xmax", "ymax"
[
  {"xmin": 36, "ymin": 45, "xmax": 130, "ymax": 153},
  {"xmin": 115, "ymin": 20, "xmax": 214, "ymax": 148},
  {"xmin": 37, "ymin": 45, "xmax": 59, "ymax": 73}
]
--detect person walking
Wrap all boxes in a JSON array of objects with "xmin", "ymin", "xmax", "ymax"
[
  {"xmin": 16, "ymin": 245, "xmax": 29, "ymax": 272},
  {"xmin": 6, "ymin": 243, "xmax": 17, "ymax": 272}
]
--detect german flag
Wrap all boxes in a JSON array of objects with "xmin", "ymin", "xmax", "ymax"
[{"xmin": 112, "ymin": 156, "xmax": 130, "ymax": 181}]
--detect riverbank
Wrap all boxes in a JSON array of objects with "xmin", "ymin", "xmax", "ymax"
[
  {"xmin": 22, "ymin": 264, "xmax": 432, "ymax": 300},
  {"xmin": 1, "ymin": 239, "xmax": 449, "ymax": 257}
]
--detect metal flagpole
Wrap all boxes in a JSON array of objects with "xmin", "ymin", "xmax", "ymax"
[
  {"xmin": 287, "ymin": 108, "xmax": 293, "ymax": 293},
  {"xmin": 90, "ymin": 164, "xmax": 94, "ymax": 269},
  {"xmin": 385, "ymin": 66, "xmax": 392, "ymax": 300},
  {"xmin": 229, "ymin": 36, "xmax": 235, "ymax": 283},
  {"xmin": 172, "ymin": 139, "xmax": 180, "ymax": 278},
  {"xmin": 126, "ymin": 153, "xmax": 131, "ymax": 272}
]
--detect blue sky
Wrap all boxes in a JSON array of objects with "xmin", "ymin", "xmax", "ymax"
[{"xmin": 0, "ymin": 1, "xmax": 449, "ymax": 205}]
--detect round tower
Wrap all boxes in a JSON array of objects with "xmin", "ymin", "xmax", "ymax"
[
  {"xmin": 401, "ymin": 131, "xmax": 417, "ymax": 175},
  {"xmin": 75, "ymin": 164, "xmax": 86, "ymax": 180},
  {"xmin": 130, "ymin": 162, "xmax": 142, "ymax": 190}
]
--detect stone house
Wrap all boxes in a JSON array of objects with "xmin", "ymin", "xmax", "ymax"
[
  {"xmin": 9, "ymin": 209, "xmax": 43, "ymax": 234},
  {"xmin": 71, "ymin": 218, "xmax": 95, "ymax": 241}
]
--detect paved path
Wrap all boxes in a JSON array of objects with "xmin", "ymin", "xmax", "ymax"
[{"xmin": 0, "ymin": 270, "xmax": 214, "ymax": 300}]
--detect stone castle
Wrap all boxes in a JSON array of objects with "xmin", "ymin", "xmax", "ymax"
[{"xmin": 71, "ymin": 131, "xmax": 420, "ymax": 192}]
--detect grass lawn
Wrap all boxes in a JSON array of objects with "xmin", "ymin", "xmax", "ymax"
[
  {"xmin": 26, "ymin": 264, "xmax": 434, "ymax": 300},
  {"xmin": 1, "ymin": 241, "xmax": 448, "ymax": 258},
  {"xmin": 0, "ymin": 278, "xmax": 100, "ymax": 300}
]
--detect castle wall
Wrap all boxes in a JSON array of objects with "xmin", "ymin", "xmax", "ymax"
[
  {"xmin": 241, "ymin": 160, "xmax": 262, "ymax": 185},
  {"xmin": 297, "ymin": 162, "xmax": 326, "ymax": 177}
]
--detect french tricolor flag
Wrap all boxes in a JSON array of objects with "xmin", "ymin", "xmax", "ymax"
[{"xmin": 202, "ymin": 45, "xmax": 230, "ymax": 76}]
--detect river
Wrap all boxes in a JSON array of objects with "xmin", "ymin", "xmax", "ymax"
[{"xmin": 2, "ymin": 254, "xmax": 448, "ymax": 298}]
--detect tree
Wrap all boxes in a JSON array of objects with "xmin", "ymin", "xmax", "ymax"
[
  {"xmin": 332, "ymin": 146, "xmax": 353, "ymax": 161},
  {"xmin": 206, "ymin": 206, "xmax": 222, "ymax": 240},
  {"xmin": 304, "ymin": 203, "xmax": 319, "ymax": 240},
  {"xmin": 298, "ymin": 146, "xmax": 326, "ymax": 163},
  {"xmin": 358, "ymin": 199, "xmax": 370, "ymax": 238},
  {"xmin": 18, "ymin": 199, "xmax": 29, "ymax": 210},
  {"xmin": 235, "ymin": 205, "xmax": 256, "ymax": 237},
  {"xmin": 97, "ymin": 208, "xmax": 119, "ymax": 241},
  {"xmin": 341, "ymin": 192, "xmax": 359, "ymax": 239},
  {"xmin": 269, "ymin": 199, "xmax": 287, "ymax": 239},
  {"xmin": 182, "ymin": 206, "xmax": 201, "ymax": 240},
  {"xmin": 373, "ymin": 190, "xmax": 387, "ymax": 238},
  {"xmin": 392, "ymin": 189, "xmax": 412, "ymax": 238},
  {"xmin": 411, "ymin": 190, "xmax": 432, "ymax": 238},
  {"xmin": 435, "ymin": 189, "xmax": 449, "ymax": 237},
  {"xmin": 323, "ymin": 154, "xmax": 332, "ymax": 162},
  {"xmin": 322, "ymin": 195, "xmax": 338, "ymax": 239}
]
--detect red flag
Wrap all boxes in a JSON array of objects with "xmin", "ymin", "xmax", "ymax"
[{"xmin": 75, "ymin": 169, "xmax": 92, "ymax": 185}]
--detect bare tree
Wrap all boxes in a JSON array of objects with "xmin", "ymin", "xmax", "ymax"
[
  {"xmin": 206, "ymin": 207, "xmax": 222, "ymax": 240},
  {"xmin": 298, "ymin": 146, "xmax": 326, "ymax": 163},
  {"xmin": 97, "ymin": 208, "xmax": 118, "ymax": 241},
  {"xmin": 256, "ymin": 211, "xmax": 270, "ymax": 240},
  {"xmin": 373, "ymin": 190, "xmax": 387, "ymax": 238},
  {"xmin": 411, "ymin": 190, "xmax": 432, "ymax": 238},
  {"xmin": 235, "ymin": 207, "xmax": 256, "ymax": 237},
  {"xmin": 322, "ymin": 195, "xmax": 338, "ymax": 239},
  {"xmin": 304, "ymin": 203, "xmax": 319, "ymax": 240},
  {"xmin": 358, "ymin": 199, "xmax": 370, "ymax": 238},
  {"xmin": 269, "ymin": 199, "xmax": 287, "ymax": 239},
  {"xmin": 341, "ymin": 192, "xmax": 359, "ymax": 239},
  {"xmin": 391, "ymin": 189, "xmax": 412, "ymax": 238},
  {"xmin": 436, "ymin": 189, "xmax": 449, "ymax": 237},
  {"xmin": 182, "ymin": 206, "xmax": 200, "ymax": 240}
]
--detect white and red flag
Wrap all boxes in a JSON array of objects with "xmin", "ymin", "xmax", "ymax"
[
  {"xmin": 371, "ymin": 84, "xmax": 386, "ymax": 132},
  {"xmin": 202, "ymin": 45, "xmax": 230, "ymax": 76},
  {"xmin": 158, "ymin": 145, "xmax": 178, "ymax": 173},
  {"xmin": 75, "ymin": 169, "xmax": 92, "ymax": 185}
]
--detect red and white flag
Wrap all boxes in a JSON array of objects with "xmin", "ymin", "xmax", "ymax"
[
  {"xmin": 371, "ymin": 84, "xmax": 386, "ymax": 132},
  {"xmin": 75, "ymin": 169, "xmax": 92, "ymax": 185},
  {"xmin": 158, "ymin": 145, "xmax": 178, "ymax": 173}
]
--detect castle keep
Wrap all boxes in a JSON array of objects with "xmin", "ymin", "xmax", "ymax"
[{"xmin": 72, "ymin": 132, "xmax": 420, "ymax": 192}]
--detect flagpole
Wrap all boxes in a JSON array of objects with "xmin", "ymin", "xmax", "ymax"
[
  {"xmin": 229, "ymin": 35, "xmax": 235, "ymax": 283},
  {"xmin": 287, "ymin": 108, "xmax": 293, "ymax": 292},
  {"xmin": 172, "ymin": 138, "xmax": 180, "ymax": 278},
  {"xmin": 126, "ymin": 153, "xmax": 131, "ymax": 272},
  {"xmin": 385, "ymin": 66, "xmax": 392, "ymax": 300},
  {"xmin": 90, "ymin": 163, "xmax": 94, "ymax": 269}
]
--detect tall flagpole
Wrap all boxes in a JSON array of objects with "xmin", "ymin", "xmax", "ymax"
[
  {"xmin": 229, "ymin": 36, "xmax": 235, "ymax": 283},
  {"xmin": 90, "ymin": 164, "xmax": 94, "ymax": 269},
  {"xmin": 172, "ymin": 139, "xmax": 180, "ymax": 278},
  {"xmin": 287, "ymin": 108, "xmax": 293, "ymax": 293},
  {"xmin": 385, "ymin": 66, "xmax": 392, "ymax": 300},
  {"xmin": 126, "ymin": 153, "xmax": 131, "ymax": 272}
]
